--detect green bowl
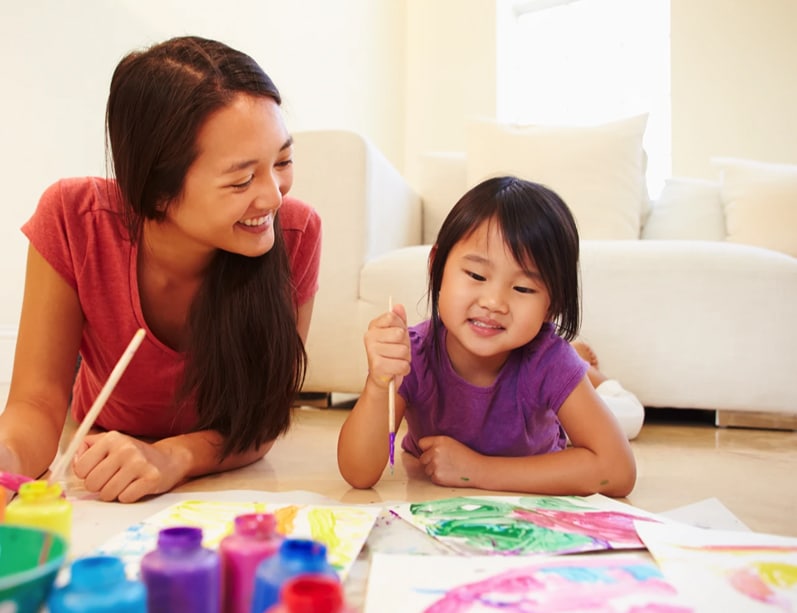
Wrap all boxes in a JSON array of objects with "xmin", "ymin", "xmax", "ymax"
[{"xmin": 0, "ymin": 524, "xmax": 68, "ymax": 611}]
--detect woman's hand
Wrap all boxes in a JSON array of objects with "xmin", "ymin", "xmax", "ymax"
[
  {"xmin": 72, "ymin": 431, "xmax": 188, "ymax": 503},
  {"xmin": 417, "ymin": 435, "xmax": 485, "ymax": 488}
]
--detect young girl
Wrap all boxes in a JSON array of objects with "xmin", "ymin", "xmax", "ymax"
[
  {"xmin": 337, "ymin": 176, "xmax": 636, "ymax": 496},
  {"xmin": 0, "ymin": 36, "xmax": 321, "ymax": 502}
]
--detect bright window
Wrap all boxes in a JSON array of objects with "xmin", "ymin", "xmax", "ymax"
[{"xmin": 497, "ymin": 0, "xmax": 671, "ymax": 199}]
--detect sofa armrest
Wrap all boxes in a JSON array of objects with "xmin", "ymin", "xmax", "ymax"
[
  {"xmin": 580, "ymin": 240, "xmax": 797, "ymax": 413},
  {"xmin": 290, "ymin": 130, "xmax": 422, "ymax": 392}
]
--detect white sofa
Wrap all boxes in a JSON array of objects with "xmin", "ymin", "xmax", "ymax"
[{"xmin": 290, "ymin": 129, "xmax": 797, "ymax": 424}]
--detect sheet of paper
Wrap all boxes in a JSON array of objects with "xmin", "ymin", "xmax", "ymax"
[
  {"xmin": 636, "ymin": 521, "xmax": 797, "ymax": 612},
  {"xmin": 389, "ymin": 493, "xmax": 675, "ymax": 556},
  {"xmin": 659, "ymin": 497, "xmax": 751, "ymax": 532},
  {"xmin": 364, "ymin": 552, "xmax": 692, "ymax": 612},
  {"xmin": 79, "ymin": 491, "xmax": 379, "ymax": 580}
]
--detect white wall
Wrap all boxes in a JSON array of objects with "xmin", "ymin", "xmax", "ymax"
[{"xmin": 671, "ymin": 0, "xmax": 797, "ymax": 177}]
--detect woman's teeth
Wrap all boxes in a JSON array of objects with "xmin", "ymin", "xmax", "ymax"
[{"xmin": 241, "ymin": 213, "xmax": 271, "ymax": 227}]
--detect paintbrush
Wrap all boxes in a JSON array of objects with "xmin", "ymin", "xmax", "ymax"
[
  {"xmin": 388, "ymin": 297, "xmax": 396, "ymax": 475},
  {"xmin": 48, "ymin": 328, "xmax": 146, "ymax": 485}
]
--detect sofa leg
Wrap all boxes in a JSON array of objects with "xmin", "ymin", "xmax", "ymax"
[
  {"xmin": 294, "ymin": 392, "xmax": 332, "ymax": 408},
  {"xmin": 715, "ymin": 410, "xmax": 797, "ymax": 431}
]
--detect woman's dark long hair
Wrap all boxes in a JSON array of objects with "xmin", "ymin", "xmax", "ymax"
[
  {"xmin": 427, "ymin": 176, "xmax": 581, "ymax": 358},
  {"xmin": 106, "ymin": 36, "xmax": 305, "ymax": 457}
]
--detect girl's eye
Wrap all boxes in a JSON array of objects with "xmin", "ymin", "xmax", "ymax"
[
  {"xmin": 465, "ymin": 270, "xmax": 486, "ymax": 282},
  {"xmin": 276, "ymin": 158, "xmax": 293, "ymax": 169},
  {"xmin": 230, "ymin": 175, "xmax": 254, "ymax": 189},
  {"xmin": 514, "ymin": 286, "xmax": 536, "ymax": 294}
]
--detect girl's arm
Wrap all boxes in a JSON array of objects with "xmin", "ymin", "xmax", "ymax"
[
  {"xmin": 417, "ymin": 377, "xmax": 637, "ymax": 497},
  {"xmin": 337, "ymin": 305, "xmax": 410, "ymax": 489},
  {"xmin": 0, "ymin": 245, "xmax": 83, "ymax": 479}
]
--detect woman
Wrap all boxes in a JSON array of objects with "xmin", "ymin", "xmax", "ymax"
[{"xmin": 0, "ymin": 36, "xmax": 321, "ymax": 502}]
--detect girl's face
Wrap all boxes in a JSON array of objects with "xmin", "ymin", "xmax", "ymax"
[
  {"xmin": 164, "ymin": 93, "xmax": 293, "ymax": 258},
  {"xmin": 438, "ymin": 218, "xmax": 551, "ymax": 383}
]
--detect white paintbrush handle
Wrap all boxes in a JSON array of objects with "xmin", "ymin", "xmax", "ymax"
[
  {"xmin": 49, "ymin": 328, "xmax": 146, "ymax": 483},
  {"xmin": 388, "ymin": 297, "xmax": 396, "ymax": 435}
]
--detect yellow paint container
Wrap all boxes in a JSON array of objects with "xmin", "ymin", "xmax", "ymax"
[{"xmin": 4, "ymin": 480, "xmax": 72, "ymax": 542}]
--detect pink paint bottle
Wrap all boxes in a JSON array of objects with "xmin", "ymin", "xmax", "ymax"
[{"xmin": 219, "ymin": 513, "xmax": 283, "ymax": 613}]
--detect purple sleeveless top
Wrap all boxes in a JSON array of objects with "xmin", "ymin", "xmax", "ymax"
[{"xmin": 399, "ymin": 321, "xmax": 587, "ymax": 458}]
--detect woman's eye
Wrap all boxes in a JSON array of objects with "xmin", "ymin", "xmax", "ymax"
[
  {"xmin": 276, "ymin": 158, "xmax": 293, "ymax": 169},
  {"xmin": 230, "ymin": 175, "xmax": 254, "ymax": 189}
]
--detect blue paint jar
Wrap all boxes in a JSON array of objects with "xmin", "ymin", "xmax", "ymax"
[
  {"xmin": 250, "ymin": 538, "xmax": 338, "ymax": 613},
  {"xmin": 48, "ymin": 555, "xmax": 146, "ymax": 612}
]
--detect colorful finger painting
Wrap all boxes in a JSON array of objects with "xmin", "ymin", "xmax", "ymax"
[
  {"xmin": 390, "ymin": 494, "xmax": 666, "ymax": 556},
  {"xmin": 94, "ymin": 499, "xmax": 379, "ymax": 580},
  {"xmin": 636, "ymin": 521, "xmax": 797, "ymax": 612},
  {"xmin": 364, "ymin": 552, "xmax": 693, "ymax": 612}
]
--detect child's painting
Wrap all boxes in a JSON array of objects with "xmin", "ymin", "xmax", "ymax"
[
  {"xmin": 364, "ymin": 552, "xmax": 693, "ymax": 612},
  {"xmin": 390, "ymin": 494, "xmax": 666, "ymax": 556},
  {"xmin": 94, "ymin": 499, "xmax": 379, "ymax": 580},
  {"xmin": 636, "ymin": 521, "xmax": 797, "ymax": 612}
]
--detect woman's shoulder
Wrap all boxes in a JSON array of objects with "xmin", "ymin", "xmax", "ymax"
[
  {"xmin": 280, "ymin": 195, "xmax": 321, "ymax": 234},
  {"xmin": 37, "ymin": 177, "xmax": 119, "ymax": 219}
]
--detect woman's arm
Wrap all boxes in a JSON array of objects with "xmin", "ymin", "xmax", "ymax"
[
  {"xmin": 417, "ymin": 377, "xmax": 637, "ymax": 497},
  {"xmin": 337, "ymin": 305, "xmax": 410, "ymax": 489},
  {"xmin": 295, "ymin": 296, "xmax": 315, "ymax": 345},
  {"xmin": 72, "ymin": 428, "xmax": 274, "ymax": 502},
  {"xmin": 0, "ymin": 245, "xmax": 83, "ymax": 478}
]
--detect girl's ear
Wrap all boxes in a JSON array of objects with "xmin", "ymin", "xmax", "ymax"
[{"xmin": 428, "ymin": 244, "xmax": 438, "ymax": 276}]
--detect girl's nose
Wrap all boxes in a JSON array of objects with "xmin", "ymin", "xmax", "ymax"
[{"xmin": 479, "ymin": 285, "xmax": 509, "ymax": 313}]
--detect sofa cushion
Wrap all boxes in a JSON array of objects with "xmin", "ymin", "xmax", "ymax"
[
  {"xmin": 465, "ymin": 114, "xmax": 649, "ymax": 240},
  {"xmin": 641, "ymin": 177, "xmax": 725, "ymax": 241},
  {"xmin": 712, "ymin": 157, "xmax": 797, "ymax": 258}
]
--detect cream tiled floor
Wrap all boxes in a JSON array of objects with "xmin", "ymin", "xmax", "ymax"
[{"xmin": 167, "ymin": 406, "xmax": 797, "ymax": 537}]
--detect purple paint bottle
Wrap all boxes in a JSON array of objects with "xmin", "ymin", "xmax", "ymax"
[
  {"xmin": 219, "ymin": 513, "xmax": 283, "ymax": 613},
  {"xmin": 140, "ymin": 526, "xmax": 220, "ymax": 613}
]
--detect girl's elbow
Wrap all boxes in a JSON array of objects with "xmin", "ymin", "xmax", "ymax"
[
  {"xmin": 604, "ymin": 462, "xmax": 637, "ymax": 498},
  {"xmin": 339, "ymin": 467, "xmax": 379, "ymax": 490}
]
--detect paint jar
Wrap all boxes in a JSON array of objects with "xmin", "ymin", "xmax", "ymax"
[
  {"xmin": 140, "ymin": 526, "xmax": 220, "ymax": 613},
  {"xmin": 265, "ymin": 575, "xmax": 355, "ymax": 613},
  {"xmin": 48, "ymin": 555, "xmax": 146, "ymax": 612},
  {"xmin": 219, "ymin": 513, "xmax": 283, "ymax": 613},
  {"xmin": 4, "ymin": 479, "xmax": 72, "ymax": 541},
  {"xmin": 250, "ymin": 539, "xmax": 338, "ymax": 613}
]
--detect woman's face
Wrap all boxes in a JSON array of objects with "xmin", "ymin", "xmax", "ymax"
[{"xmin": 164, "ymin": 93, "xmax": 294, "ymax": 258}]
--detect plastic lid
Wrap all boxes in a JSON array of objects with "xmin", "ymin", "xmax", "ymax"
[
  {"xmin": 234, "ymin": 512, "xmax": 277, "ymax": 537},
  {"xmin": 70, "ymin": 556, "xmax": 127, "ymax": 590},
  {"xmin": 18, "ymin": 479, "xmax": 63, "ymax": 501},
  {"xmin": 157, "ymin": 526, "xmax": 203, "ymax": 551},
  {"xmin": 281, "ymin": 575, "xmax": 343, "ymax": 613},
  {"xmin": 280, "ymin": 538, "xmax": 327, "ymax": 561}
]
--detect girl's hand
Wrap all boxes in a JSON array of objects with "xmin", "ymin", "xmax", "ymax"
[
  {"xmin": 417, "ymin": 435, "xmax": 484, "ymax": 488},
  {"xmin": 72, "ymin": 431, "xmax": 186, "ymax": 503},
  {"xmin": 364, "ymin": 304, "xmax": 410, "ymax": 390}
]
